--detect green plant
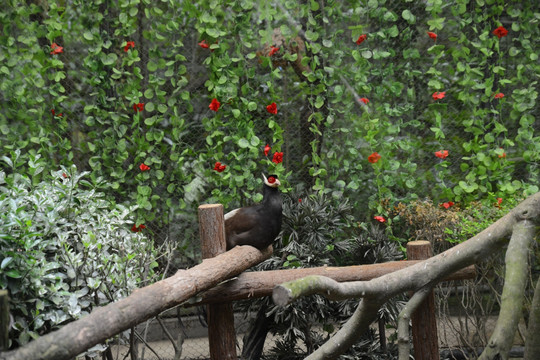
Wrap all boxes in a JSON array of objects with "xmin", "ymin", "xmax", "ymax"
[{"xmin": 0, "ymin": 164, "xmax": 158, "ymax": 352}]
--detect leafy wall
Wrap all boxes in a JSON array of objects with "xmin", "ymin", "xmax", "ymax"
[{"xmin": 1, "ymin": 0, "xmax": 539, "ymax": 240}]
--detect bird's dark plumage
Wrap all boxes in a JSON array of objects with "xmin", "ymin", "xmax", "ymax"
[{"xmin": 225, "ymin": 174, "xmax": 282, "ymax": 250}]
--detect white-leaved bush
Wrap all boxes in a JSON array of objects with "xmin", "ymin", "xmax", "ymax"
[{"xmin": 0, "ymin": 162, "xmax": 159, "ymax": 351}]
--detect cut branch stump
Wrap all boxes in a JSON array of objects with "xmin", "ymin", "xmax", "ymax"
[
  {"xmin": 199, "ymin": 204, "xmax": 237, "ymax": 360},
  {"xmin": 407, "ymin": 241, "xmax": 439, "ymax": 360}
]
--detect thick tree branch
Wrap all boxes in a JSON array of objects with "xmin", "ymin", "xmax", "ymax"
[
  {"xmin": 397, "ymin": 288, "xmax": 431, "ymax": 360},
  {"xmin": 0, "ymin": 246, "xmax": 272, "ymax": 360},
  {"xmin": 479, "ymin": 221, "xmax": 538, "ymax": 360},
  {"xmin": 273, "ymin": 192, "xmax": 540, "ymax": 360}
]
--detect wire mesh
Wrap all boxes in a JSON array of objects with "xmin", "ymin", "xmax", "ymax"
[{"xmin": 2, "ymin": 0, "xmax": 539, "ymax": 359}]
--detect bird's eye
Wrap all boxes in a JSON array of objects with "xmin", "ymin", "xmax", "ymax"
[{"xmin": 268, "ymin": 176, "xmax": 276, "ymax": 184}]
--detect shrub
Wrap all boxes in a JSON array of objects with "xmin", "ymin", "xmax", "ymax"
[{"xmin": 0, "ymin": 162, "xmax": 158, "ymax": 352}]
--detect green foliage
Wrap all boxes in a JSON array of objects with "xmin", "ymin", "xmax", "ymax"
[
  {"xmin": 240, "ymin": 190, "xmax": 401, "ymax": 359},
  {"xmin": 0, "ymin": 163, "xmax": 158, "ymax": 351},
  {"xmin": 1, "ymin": 0, "xmax": 538, "ymax": 230}
]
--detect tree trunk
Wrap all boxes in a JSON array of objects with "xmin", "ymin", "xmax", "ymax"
[
  {"xmin": 190, "ymin": 261, "xmax": 475, "ymax": 307},
  {"xmin": 479, "ymin": 222, "xmax": 537, "ymax": 360},
  {"xmin": 524, "ymin": 276, "xmax": 540, "ymax": 360}
]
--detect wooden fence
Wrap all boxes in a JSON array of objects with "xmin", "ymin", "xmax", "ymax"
[{"xmin": 0, "ymin": 204, "xmax": 476, "ymax": 360}]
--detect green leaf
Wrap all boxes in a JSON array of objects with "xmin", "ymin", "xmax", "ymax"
[
  {"xmin": 238, "ymin": 138, "xmax": 250, "ymax": 148},
  {"xmin": 401, "ymin": 10, "xmax": 416, "ymax": 24},
  {"xmin": 83, "ymin": 31, "xmax": 94, "ymax": 41},
  {"xmin": 147, "ymin": 61, "xmax": 158, "ymax": 72},
  {"xmin": 1, "ymin": 257, "xmax": 13, "ymax": 269},
  {"xmin": 100, "ymin": 53, "xmax": 117, "ymax": 66}
]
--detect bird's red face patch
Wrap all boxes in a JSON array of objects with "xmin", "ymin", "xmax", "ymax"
[{"xmin": 268, "ymin": 176, "xmax": 276, "ymax": 184}]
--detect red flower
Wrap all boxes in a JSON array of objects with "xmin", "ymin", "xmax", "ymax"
[
  {"xmin": 269, "ymin": 46, "xmax": 280, "ymax": 56},
  {"xmin": 441, "ymin": 201, "xmax": 454, "ymax": 209},
  {"xmin": 427, "ymin": 31, "xmax": 437, "ymax": 40},
  {"xmin": 139, "ymin": 163, "xmax": 150, "ymax": 171},
  {"xmin": 272, "ymin": 152, "xmax": 284, "ymax": 164},
  {"xmin": 62, "ymin": 173, "xmax": 69, "ymax": 178},
  {"xmin": 50, "ymin": 43, "xmax": 63, "ymax": 55},
  {"xmin": 266, "ymin": 102, "xmax": 277, "ymax": 115},
  {"xmin": 51, "ymin": 109, "xmax": 63, "ymax": 117},
  {"xmin": 298, "ymin": 198, "xmax": 302, "ymax": 203},
  {"xmin": 498, "ymin": 148, "xmax": 506, "ymax": 158},
  {"xmin": 124, "ymin": 41, "xmax": 135, "ymax": 52},
  {"xmin": 494, "ymin": 92, "xmax": 504, "ymax": 99},
  {"xmin": 359, "ymin": 97, "xmax": 369, "ymax": 104},
  {"xmin": 497, "ymin": 197, "xmax": 503, "ymax": 205},
  {"xmin": 432, "ymin": 91, "xmax": 446, "ymax": 100},
  {"xmin": 213, "ymin": 161, "xmax": 226, "ymax": 172},
  {"xmin": 131, "ymin": 224, "xmax": 146, "ymax": 232},
  {"xmin": 198, "ymin": 39, "xmax": 209, "ymax": 49},
  {"xmin": 355, "ymin": 34, "xmax": 367, "ymax": 45},
  {"xmin": 264, "ymin": 144, "xmax": 271, "ymax": 157},
  {"xmin": 133, "ymin": 103, "xmax": 144, "ymax": 112},
  {"xmin": 434, "ymin": 150, "xmax": 449, "ymax": 159},
  {"xmin": 374, "ymin": 216, "xmax": 386, "ymax": 223},
  {"xmin": 492, "ymin": 26, "xmax": 508, "ymax": 39},
  {"xmin": 368, "ymin": 152, "xmax": 381, "ymax": 163},
  {"xmin": 209, "ymin": 98, "xmax": 221, "ymax": 112}
]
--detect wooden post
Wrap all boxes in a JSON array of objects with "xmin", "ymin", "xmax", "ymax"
[
  {"xmin": 198, "ymin": 204, "xmax": 237, "ymax": 360},
  {"xmin": 0, "ymin": 290, "xmax": 9, "ymax": 351},
  {"xmin": 407, "ymin": 241, "xmax": 439, "ymax": 360}
]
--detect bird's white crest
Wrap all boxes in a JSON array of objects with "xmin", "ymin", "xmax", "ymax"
[{"xmin": 262, "ymin": 173, "xmax": 281, "ymax": 188}]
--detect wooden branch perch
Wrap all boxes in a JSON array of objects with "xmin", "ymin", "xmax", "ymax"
[
  {"xmin": 0, "ymin": 245, "xmax": 272, "ymax": 360},
  {"xmin": 191, "ymin": 261, "xmax": 475, "ymax": 306},
  {"xmin": 478, "ymin": 221, "xmax": 538, "ymax": 360},
  {"xmin": 273, "ymin": 191, "xmax": 540, "ymax": 360}
]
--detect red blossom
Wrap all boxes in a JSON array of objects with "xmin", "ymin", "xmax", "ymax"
[
  {"xmin": 139, "ymin": 163, "xmax": 150, "ymax": 171},
  {"xmin": 133, "ymin": 103, "xmax": 144, "ymax": 112},
  {"xmin": 368, "ymin": 152, "xmax": 381, "ymax": 163},
  {"xmin": 272, "ymin": 152, "xmax": 284, "ymax": 164},
  {"xmin": 51, "ymin": 109, "xmax": 63, "ymax": 117},
  {"xmin": 497, "ymin": 197, "xmax": 503, "ymax": 205},
  {"xmin": 374, "ymin": 216, "xmax": 386, "ymax": 223},
  {"xmin": 359, "ymin": 97, "xmax": 369, "ymax": 104},
  {"xmin": 441, "ymin": 201, "xmax": 454, "ymax": 209},
  {"xmin": 298, "ymin": 198, "xmax": 302, "ymax": 203},
  {"xmin": 50, "ymin": 43, "xmax": 63, "ymax": 55},
  {"xmin": 435, "ymin": 150, "xmax": 449, "ymax": 159},
  {"xmin": 492, "ymin": 26, "xmax": 508, "ymax": 39},
  {"xmin": 432, "ymin": 91, "xmax": 446, "ymax": 100},
  {"xmin": 266, "ymin": 102, "xmax": 277, "ymax": 115},
  {"xmin": 269, "ymin": 46, "xmax": 280, "ymax": 56},
  {"xmin": 198, "ymin": 39, "xmax": 209, "ymax": 49},
  {"xmin": 131, "ymin": 224, "xmax": 146, "ymax": 232},
  {"xmin": 62, "ymin": 173, "xmax": 69, "ymax": 179},
  {"xmin": 264, "ymin": 144, "xmax": 271, "ymax": 157},
  {"xmin": 355, "ymin": 34, "xmax": 367, "ymax": 45},
  {"xmin": 427, "ymin": 31, "xmax": 437, "ymax": 40},
  {"xmin": 494, "ymin": 92, "xmax": 504, "ymax": 99},
  {"xmin": 124, "ymin": 41, "xmax": 135, "ymax": 52},
  {"xmin": 209, "ymin": 98, "xmax": 221, "ymax": 112},
  {"xmin": 213, "ymin": 161, "xmax": 226, "ymax": 172},
  {"xmin": 498, "ymin": 148, "xmax": 506, "ymax": 158}
]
